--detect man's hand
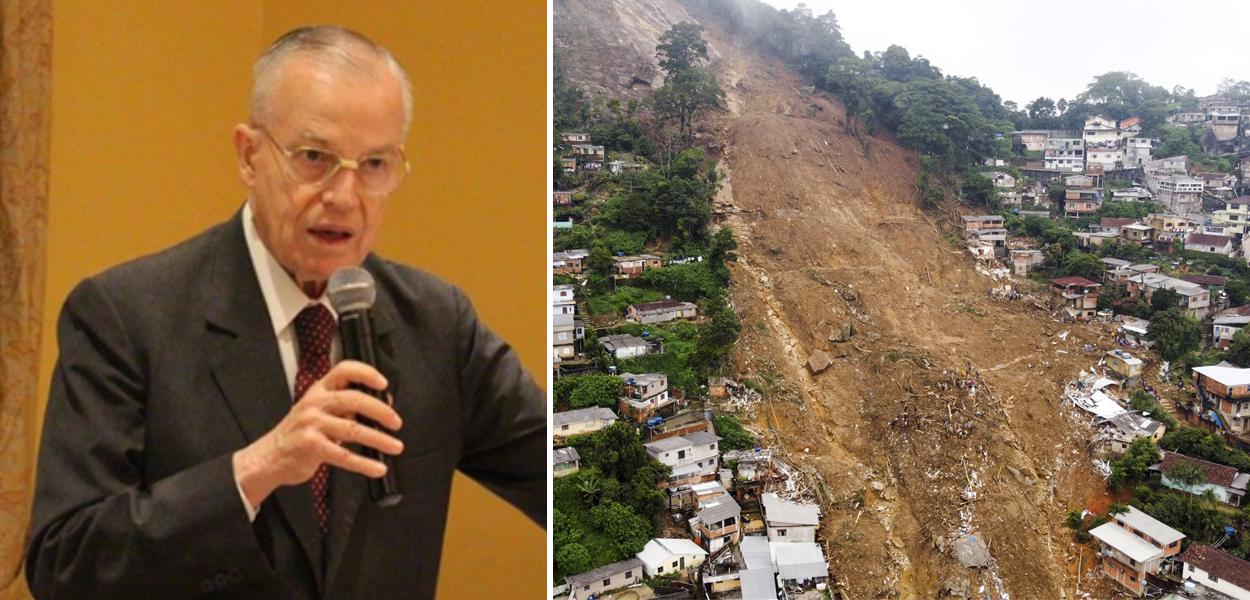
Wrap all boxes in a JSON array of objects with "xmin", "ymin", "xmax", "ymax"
[{"xmin": 232, "ymin": 361, "xmax": 404, "ymax": 511}]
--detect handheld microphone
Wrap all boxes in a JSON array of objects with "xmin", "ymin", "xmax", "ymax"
[{"xmin": 327, "ymin": 266, "xmax": 403, "ymax": 507}]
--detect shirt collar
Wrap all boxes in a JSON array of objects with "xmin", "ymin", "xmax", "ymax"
[{"xmin": 241, "ymin": 201, "xmax": 337, "ymax": 337}]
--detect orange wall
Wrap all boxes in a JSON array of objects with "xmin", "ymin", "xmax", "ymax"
[{"xmin": 39, "ymin": 2, "xmax": 545, "ymax": 598}]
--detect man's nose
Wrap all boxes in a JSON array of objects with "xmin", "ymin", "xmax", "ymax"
[{"xmin": 321, "ymin": 166, "xmax": 362, "ymax": 207}]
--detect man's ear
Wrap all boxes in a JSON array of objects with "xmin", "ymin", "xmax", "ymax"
[{"xmin": 233, "ymin": 124, "xmax": 258, "ymax": 186}]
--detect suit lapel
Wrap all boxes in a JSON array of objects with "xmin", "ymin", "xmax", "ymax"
[
  {"xmin": 203, "ymin": 211, "xmax": 324, "ymax": 589},
  {"xmin": 324, "ymin": 260, "xmax": 401, "ymax": 592}
]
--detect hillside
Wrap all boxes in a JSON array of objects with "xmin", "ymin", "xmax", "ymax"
[{"xmin": 555, "ymin": 1, "xmax": 1122, "ymax": 597}]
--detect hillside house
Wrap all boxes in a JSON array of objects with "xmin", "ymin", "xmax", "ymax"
[
  {"xmin": 598, "ymin": 333, "xmax": 651, "ymax": 360},
  {"xmin": 1121, "ymin": 223, "xmax": 1155, "ymax": 244},
  {"xmin": 971, "ymin": 228, "xmax": 1008, "ymax": 258},
  {"xmin": 1044, "ymin": 138, "xmax": 1085, "ymax": 172},
  {"xmin": 987, "ymin": 171, "xmax": 1016, "ymax": 188},
  {"xmin": 645, "ymin": 430, "xmax": 720, "ymax": 482},
  {"xmin": 1212, "ymin": 306, "xmax": 1250, "ymax": 349},
  {"xmin": 627, "ymin": 299, "xmax": 698, "ymax": 324},
  {"xmin": 1145, "ymin": 213, "xmax": 1202, "ymax": 236},
  {"xmin": 1192, "ymin": 364, "xmax": 1250, "ymax": 437},
  {"xmin": 1212, "ymin": 196, "xmax": 1250, "ymax": 238},
  {"xmin": 1050, "ymin": 276, "xmax": 1101, "ymax": 320},
  {"xmin": 553, "ymin": 447, "xmax": 581, "ymax": 478},
  {"xmin": 961, "ymin": 214, "xmax": 1004, "ymax": 234},
  {"xmin": 636, "ymin": 538, "xmax": 708, "ymax": 579},
  {"xmin": 1089, "ymin": 506, "xmax": 1184, "ymax": 597},
  {"xmin": 1106, "ymin": 349, "xmax": 1144, "ymax": 384},
  {"xmin": 1150, "ymin": 155, "xmax": 1190, "ymax": 175},
  {"xmin": 1118, "ymin": 316, "xmax": 1152, "ymax": 348},
  {"xmin": 553, "ymin": 406, "xmax": 618, "ymax": 441},
  {"xmin": 560, "ymin": 132, "xmax": 591, "ymax": 145},
  {"xmin": 691, "ymin": 494, "xmax": 741, "ymax": 552},
  {"xmin": 1180, "ymin": 544, "xmax": 1250, "ymax": 600},
  {"xmin": 1098, "ymin": 411, "xmax": 1164, "ymax": 457},
  {"xmin": 1087, "ymin": 147, "xmax": 1126, "ymax": 170},
  {"xmin": 552, "ymin": 284, "xmax": 576, "ymax": 316},
  {"xmin": 1123, "ymin": 272, "xmax": 1209, "ymax": 319},
  {"xmin": 552, "ymin": 249, "xmax": 589, "ymax": 275},
  {"xmin": 619, "ymin": 372, "xmax": 675, "ymax": 420},
  {"xmin": 1112, "ymin": 186, "xmax": 1153, "ymax": 202},
  {"xmin": 1156, "ymin": 176, "xmax": 1204, "ymax": 215},
  {"xmin": 553, "ymin": 313, "xmax": 577, "ymax": 360},
  {"xmin": 1011, "ymin": 249, "xmax": 1045, "ymax": 276},
  {"xmin": 565, "ymin": 558, "xmax": 643, "ymax": 600},
  {"xmin": 761, "ymin": 493, "xmax": 821, "ymax": 543},
  {"xmin": 1013, "ymin": 129, "xmax": 1063, "ymax": 152},
  {"xmin": 1096, "ymin": 217, "xmax": 1137, "ymax": 234},
  {"xmin": 1063, "ymin": 189, "xmax": 1101, "ymax": 219},
  {"xmin": 1185, "ymin": 232, "xmax": 1235, "ymax": 257},
  {"xmin": 553, "ymin": 190, "xmax": 573, "ymax": 206},
  {"xmin": 612, "ymin": 254, "xmax": 662, "ymax": 278},
  {"xmin": 1153, "ymin": 451, "xmax": 1248, "ymax": 506},
  {"xmin": 1083, "ymin": 115, "xmax": 1120, "ymax": 147},
  {"xmin": 560, "ymin": 157, "xmax": 577, "ymax": 173},
  {"xmin": 1124, "ymin": 137, "xmax": 1156, "ymax": 167}
]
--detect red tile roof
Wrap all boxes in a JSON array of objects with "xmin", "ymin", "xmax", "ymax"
[
  {"xmin": 1100, "ymin": 218, "xmax": 1136, "ymax": 229},
  {"xmin": 1186, "ymin": 233, "xmax": 1232, "ymax": 247},
  {"xmin": 1050, "ymin": 276, "xmax": 1100, "ymax": 287},
  {"xmin": 1180, "ymin": 274, "xmax": 1229, "ymax": 287},
  {"xmin": 1159, "ymin": 451, "xmax": 1239, "ymax": 488},
  {"xmin": 1181, "ymin": 544, "xmax": 1250, "ymax": 592}
]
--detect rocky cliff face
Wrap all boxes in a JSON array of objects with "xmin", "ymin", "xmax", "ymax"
[{"xmin": 557, "ymin": 3, "xmax": 1116, "ymax": 598}]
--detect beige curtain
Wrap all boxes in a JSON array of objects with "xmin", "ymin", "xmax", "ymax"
[{"xmin": 0, "ymin": 0, "xmax": 51, "ymax": 598}]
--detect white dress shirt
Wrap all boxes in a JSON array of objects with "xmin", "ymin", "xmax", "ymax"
[{"xmin": 235, "ymin": 201, "xmax": 341, "ymax": 521}]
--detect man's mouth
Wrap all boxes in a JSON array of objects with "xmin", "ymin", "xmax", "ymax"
[{"xmin": 308, "ymin": 226, "xmax": 353, "ymax": 243}]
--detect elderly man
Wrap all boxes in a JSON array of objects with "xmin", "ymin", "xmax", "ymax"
[{"xmin": 25, "ymin": 26, "xmax": 545, "ymax": 599}]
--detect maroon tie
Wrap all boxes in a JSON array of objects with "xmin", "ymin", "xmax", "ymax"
[{"xmin": 293, "ymin": 304, "xmax": 336, "ymax": 535}]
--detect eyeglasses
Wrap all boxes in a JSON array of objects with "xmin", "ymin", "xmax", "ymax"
[{"xmin": 257, "ymin": 127, "xmax": 410, "ymax": 197}]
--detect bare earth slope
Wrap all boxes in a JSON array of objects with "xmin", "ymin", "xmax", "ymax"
[{"xmin": 558, "ymin": 3, "xmax": 1118, "ymax": 597}]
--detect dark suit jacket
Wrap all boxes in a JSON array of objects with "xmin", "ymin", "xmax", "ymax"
[{"xmin": 26, "ymin": 211, "xmax": 546, "ymax": 599}]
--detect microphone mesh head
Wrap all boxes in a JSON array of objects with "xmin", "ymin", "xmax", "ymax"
[{"xmin": 328, "ymin": 267, "xmax": 377, "ymax": 313}]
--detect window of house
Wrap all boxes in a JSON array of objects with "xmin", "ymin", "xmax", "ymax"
[
  {"xmin": 672, "ymin": 560, "xmax": 679, "ymax": 568},
  {"xmin": 657, "ymin": 566, "xmax": 664, "ymax": 573},
  {"xmin": 1212, "ymin": 574, "xmax": 1220, "ymax": 583},
  {"xmin": 778, "ymin": 529, "xmax": 787, "ymax": 537},
  {"xmin": 561, "ymin": 425, "xmax": 569, "ymax": 431},
  {"xmin": 603, "ymin": 578, "xmax": 611, "ymax": 586}
]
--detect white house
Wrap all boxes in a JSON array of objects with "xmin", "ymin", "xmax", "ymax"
[
  {"xmin": 636, "ymin": 538, "xmax": 708, "ymax": 578},
  {"xmin": 1155, "ymin": 451, "xmax": 1248, "ymax": 507},
  {"xmin": 565, "ymin": 558, "xmax": 643, "ymax": 600},
  {"xmin": 598, "ymin": 333, "xmax": 650, "ymax": 360},
  {"xmin": 644, "ymin": 431, "xmax": 720, "ymax": 472},
  {"xmin": 760, "ymin": 493, "xmax": 821, "ymax": 543},
  {"xmin": 1044, "ymin": 138, "xmax": 1084, "ymax": 172},
  {"xmin": 1157, "ymin": 176, "xmax": 1205, "ymax": 215},
  {"xmin": 619, "ymin": 372, "xmax": 673, "ymax": 415},
  {"xmin": 553, "ymin": 406, "xmax": 618, "ymax": 440},
  {"xmin": 553, "ymin": 284, "xmax": 576, "ymax": 316},
  {"xmin": 1213, "ymin": 306, "xmax": 1250, "ymax": 349},
  {"xmin": 553, "ymin": 313, "xmax": 577, "ymax": 360},
  {"xmin": 1181, "ymin": 544, "xmax": 1250, "ymax": 600},
  {"xmin": 553, "ymin": 447, "xmax": 581, "ymax": 478},
  {"xmin": 1185, "ymin": 232, "xmax": 1235, "ymax": 257},
  {"xmin": 986, "ymin": 170, "xmax": 1016, "ymax": 189}
]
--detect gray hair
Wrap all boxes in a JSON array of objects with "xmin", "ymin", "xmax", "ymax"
[{"xmin": 250, "ymin": 26, "xmax": 413, "ymax": 134}]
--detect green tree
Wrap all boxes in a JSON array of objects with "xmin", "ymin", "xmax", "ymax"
[
  {"xmin": 707, "ymin": 226, "xmax": 738, "ymax": 287},
  {"xmin": 1228, "ymin": 329, "xmax": 1250, "ymax": 367},
  {"xmin": 696, "ymin": 296, "xmax": 741, "ymax": 371},
  {"xmin": 1164, "ymin": 462, "xmax": 1207, "ymax": 488},
  {"xmin": 1160, "ymin": 427, "xmax": 1250, "ymax": 472},
  {"xmin": 652, "ymin": 68, "xmax": 726, "ymax": 146},
  {"xmin": 1110, "ymin": 437, "xmax": 1160, "ymax": 489},
  {"xmin": 1151, "ymin": 288, "xmax": 1182, "ymax": 313},
  {"xmin": 959, "ymin": 172, "xmax": 999, "ymax": 210},
  {"xmin": 555, "ymin": 543, "xmax": 592, "ymax": 579},
  {"xmin": 590, "ymin": 500, "xmax": 652, "ymax": 556},
  {"xmin": 1059, "ymin": 252, "xmax": 1104, "ymax": 281},
  {"xmin": 1227, "ymin": 279, "xmax": 1250, "ymax": 307},
  {"xmin": 656, "ymin": 22, "xmax": 709, "ymax": 76},
  {"xmin": 565, "ymin": 375, "xmax": 625, "ymax": 410},
  {"xmin": 713, "ymin": 414, "xmax": 756, "ymax": 452},
  {"xmin": 553, "ymin": 509, "xmax": 583, "ymax": 548},
  {"xmin": 1149, "ymin": 308, "xmax": 1202, "ymax": 362}
]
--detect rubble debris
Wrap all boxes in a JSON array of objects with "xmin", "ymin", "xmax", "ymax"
[
  {"xmin": 951, "ymin": 533, "xmax": 990, "ymax": 568},
  {"xmin": 807, "ymin": 350, "xmax": 834, "ymax": 374},
  {"xmin": 829, "ymin": 322, "xmax": 855, "ymax": 343},
  {"xmin": 1006, "ymin": 465, "xmax": 1035, "ymax": 487},
  {"xmin": 942, "ymin": 576, "xmax": 971, "ymax": 599}
]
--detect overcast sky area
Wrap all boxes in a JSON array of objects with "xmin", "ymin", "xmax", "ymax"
[{"xmin": 762, "ymin": 0, "xmax": 1250, "ymax": 108}]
